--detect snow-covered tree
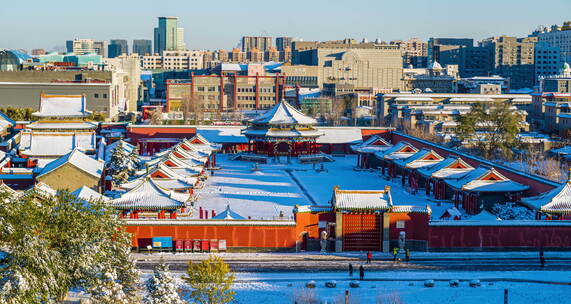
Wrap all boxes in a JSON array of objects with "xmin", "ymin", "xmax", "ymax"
[
  {"xmin": 0, "ymin": 189, "xmax": 139, "ymax": 303},
  {"xmin": 106, "ymin": 142, "xmax": 140, "ymax": 184},
  {"xmin": 89, "ymin": 271, "xmax": 131, "ymax": 304},
  {"xmin": 492, "ymin": 202, "xmax": 535, "ymax": 220},
  {"xmin": 145, "ymin": 261, "xmax": 184, "ymax": 304}
]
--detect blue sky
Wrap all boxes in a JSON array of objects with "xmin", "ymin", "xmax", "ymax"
[{"xmin": 1, "ymin": 0, "xmax": 570, "ymax": 51}]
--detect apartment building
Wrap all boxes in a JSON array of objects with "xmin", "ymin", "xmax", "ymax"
[
  {"xmin": 165, "ymin": 74, "xmax": 286, "ymax": 120},
  {"xmin": 481, "ymin": 36, "xmax": 538, "ymax": 89},
  {"xmin": 533, "ymin": 21, "xmax": 571, "ymax": 63},
  {"xmin": 141, "ymin": 50, "xmax": 204, "ymax": 70},
  {"xmin": 532, "ymin": 63, "xmax": 571, "ymax": 134},
  {"xmin": 242, "ymin": 36, "xmax": 272, "ymax": 52}
]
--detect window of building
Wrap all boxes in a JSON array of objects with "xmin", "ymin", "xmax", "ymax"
[{"xmin": 94, "ymin": 93, "xmax": 99, "ymax": 98}]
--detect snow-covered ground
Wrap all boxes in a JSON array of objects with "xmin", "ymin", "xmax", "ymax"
[
  {"xmin": 141, "ymin": 270, "xmax": 571, "ymax": 304},
  {"xmin": 194, "ymin": 155, "xmax": 448, "ymax": 219}
]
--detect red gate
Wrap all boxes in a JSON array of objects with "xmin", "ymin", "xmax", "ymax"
[{"xmin": 342, "ymin": 214, "xmax": 381, "ymax": 251}]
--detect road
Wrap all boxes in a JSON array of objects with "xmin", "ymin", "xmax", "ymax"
[{"xmin": 134, "ymin": 252, "xmax": 571, "ymax": 272}]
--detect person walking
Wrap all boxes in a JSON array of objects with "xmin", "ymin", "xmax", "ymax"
[
  {"xmin": 540, "ymin": 247, "xmax": 545, "ymax": 267},
  {"xmin": 366, "ymin": 251, "xmax": 372, "ymax": 264},
  {"xmin": 406, "ymin": 249, "xmax": 411, "ymax": 263},
  {"xmin": 349, "ymin": 263, "xmax": 353, "ymax": 277},
  {"xmin": 359, "ymin": 265, "xmax": 365, "ymax": 281},
  {"xmin": 393, "ymin": 247, "xmax": 398, "ymax": 262}
]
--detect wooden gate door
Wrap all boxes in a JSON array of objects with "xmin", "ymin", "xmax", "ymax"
[{"xmin": 342, "ymin": 214, "xmax": 381, "ymax": 251}]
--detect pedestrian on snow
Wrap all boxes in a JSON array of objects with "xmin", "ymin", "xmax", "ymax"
[
  {"xmin": 393, "ymin": 247, "xmax": 398, "ymax": 262},
  {"xmin": 406, "ymin": 249, "xmax": 411, "ymax": 262},
  {"xmin": 349, "ymin": 263, "xmax": 353, "ymax": 277},
  {"xmin": 367, "ymin": 251, "xmax": 372, "ymax": 264},
  {"xmin": 359, "ymin": 265, "xmax": 365, "ymax": 281},
  {"xmin": 540, "ymin": 247, "xmax": 545, "ymax": 267}
]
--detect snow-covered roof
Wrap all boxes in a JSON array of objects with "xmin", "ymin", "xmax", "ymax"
[
  {"xmin": 33, "ymin": 93, "xmax": 90, "ymax": 118},
  {"xmin": 243, "ymin": 128, "xmax": 324, "ymax": 138},
  {"xmin": 331, "ymin": 186, "xmax": 392, "ymax": 212},
  {"xmin": 26, "ymin": 121, "xmax": 98, "ymax": 130},
  {"xmin": 293, "ymin": 205, "xmax": 333, "ymax": 213},
  {"xmin": 445, "ymin": 167, "xmax": 529, "ymax": 192},
  {"xmin": 250, "ymin": 100, "xmax": 317, "ymax": 125},
  {"xmin": 19, "ymin": 131, "xmax": 96, "ymax": 157},
  {"xmin": 317, "ymin": 127, "xmax": 363, "ymax": 144},
  {"xmin": 417, "ymin": 156, "xmax": 474, "ymax": 179},
  {"xmin": 374, "ymin": 141, "xmax": 419, "ymax": 160},
  {"xmin": 522, "ymin": 177, "xmax": 571, "ymax": 214},
  {"xmin": 394, "ymin": 149, "xmax": 444, "ymax": 169},
  {"xmin": 351, "ymin": 135, "xmax": 392, "ymax": 153},
  {"xmin": 389, "ymin": 205, "xmax": 431, "ymax": 214},
  {"xmin": 111, "ymin": 178, "xmax": 189, "ymax": 211},
  {"xmin": 38, "ymin": 149, "xmax": 103, "ymax": 179},
  {"xmin": 71, "ymin": 186, "xmax": 109, "ymax": 202},
  {"xmin": 212, "ymin": 205, "xmax": 246, "ymax": 220}
]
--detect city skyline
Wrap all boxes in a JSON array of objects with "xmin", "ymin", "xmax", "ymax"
[{"xmin": 1, "ymin": 0, "xmax": 570, "ymax": 52}]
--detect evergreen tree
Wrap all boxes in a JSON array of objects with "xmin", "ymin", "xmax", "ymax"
[
  {"xmin": 456, "ymin": 101, "xmax": 523, "ymax": 160},
  {"xmin": 106, "ymin": 143, "xmax": 132, "ymax": 184},
  {"xmin": 183, "ymin": 255, "xmax": 235, "ymax": 304},
  {"xmin": 145, "ymin": 261, "xmax": 184, "ymax": 304},
  {"xmin": 0, "ymin": 190, "xmax": 139, "ymax": 303},
  {"xmin": 89, "ymin": 271, "xmax": 131, "ymax": 304}
]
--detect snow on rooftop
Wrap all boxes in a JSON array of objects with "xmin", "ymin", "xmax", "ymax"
[
  {"xmin": 317, "ymin": 127, "xmax": 363, "ymax": 144},
  {"xmin": 38, "ymin": 149, "xmax": 103, "ymax": 179},
  {"xmin": 250, "ymin": 100, "xmax": 317, "ymax": 125},
  {"xmin": 522, "ymin": 178, "xmax": 571, "ymax": 214},
  {"xmin": 332, "ymin": 187, "xmax": 392, "ymax": 211},
  {"xmin": 19, "ymin": 131, "xmax": 96, "ymax": 157},
  {"xmin": 111, "ymin": 178, "xmax": 189, "ymax": 211},
  {"xmin": 33, "ymin": 93, "xmax": 90, "ymax": 118}
]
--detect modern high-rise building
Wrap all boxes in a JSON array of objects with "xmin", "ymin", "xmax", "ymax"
[
  {"xmin": 481, "ymin": 36, "xmax": 538, "ymax": 89},
  {"xmin": 241, "ymin": 36, "xmax": 272, "ymax": 53},
  {"xmin": 276, "ymin": 37, "xmax": 294, "ymax": 51},
  {"xmin": 533, "ymin": 21, "xmax": 571, "ymax": 64},
  {"xmin": 534, "ymin": 42, "xmax": 562, "ymax": 84},
  {"xmin": 66, "ymin": 39, "xmax": 107, "ymax": 57},
  {"xmin": 154, "ymin": 16, "xmax": 186, "ymax": 55},
  {"xmin": 133, "ymin": 39, "xmax": 152, "ymax": 56},
  {"xmin": 108, "ymin": 39, "xmax": 129, "ymax": 58},
  {"xmin": 428, "ymin": 38, "xmax": 491, "ymax": 78},
  {"xmin": 391, "ymin": 38, "xmax": 428, "ymax": 68}
]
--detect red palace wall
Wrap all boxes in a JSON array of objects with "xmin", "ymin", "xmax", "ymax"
[
  {"xmin": 127, "ymin": 126, "xmax": 197, "ymax": 145},
  {"xmin": 389, "ymin": 213, "xmax": 430, "ymax": 242},
  {"xmin": 125, "ymin": 224, "xmax": 298, "ymax": 249},
  {"xmin": 429, "ymin": 224, "xmax": 571, "ymax": 249},
  {"xmin": 390, "ymin": 132, "xmax": 558, "ymax": 196},
  {"xmin": 295, "ymin": 212, "xmax": 336, "ymax": 240}
]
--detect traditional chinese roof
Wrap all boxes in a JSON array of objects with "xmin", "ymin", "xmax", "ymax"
[
  {"xmin": 374, "ymin": 141, "xmax": 419, "ymax": 160},
  {"xmin": 180, "ymin": 134, "xmax": 222, "ymax": 152},
  {"xmin": 19, "ymin": 131, "xmax": 96, "ymax": 158},
  {"xmin": 71, "ymin": 186, "xmax": 109, "ymax": 202},
  {"xmin": 350, "ymin": 135, "xmax": 392, "ymax": 153},
  {"xmin": 331, "ymin": 186, "xmax": 393, "ymax": 212},
  {"xmin": 389, "ymin": 205, "xmax": 431, "ymax": 214},
  {"xmin": 522, "ymin": 175, "xmax": 571, "ymax": 214},
  {"xmin": 38, "ymin": 149, "xmax": 103, "ymax": 179},
  {"xmin": 33, "ymin": 93, "xmax": 90, "ymax": 118},
  {"xmin": 394, "ymin": 149, "xmax": 444, "ymax": 169},
  {"xmin": 418, "ymin": 156, "xmax": 474, "ymax": 179},
  {"xmin": 111, "ymin": 178, "xmax": 189, "ymax": 211},
  {"xmin": 250, "ymin": 100, "xmax": 317, "ymax": 125},
  {"xmin": 445, "ymin": 167, "xmax": 529, "ymax": 192},
  {"xmin": 212, "ymin": 205, "xmax": 246, "ymax": 220}
]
